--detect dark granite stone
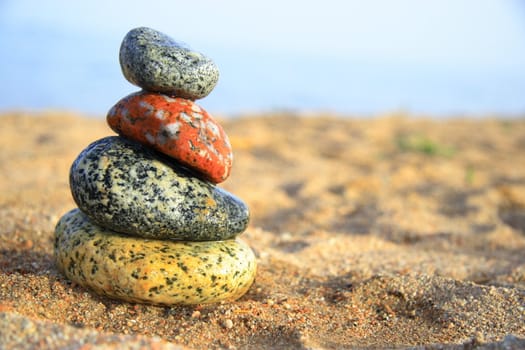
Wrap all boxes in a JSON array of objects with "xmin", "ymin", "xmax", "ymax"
[
  {"xmin": 69, "ymin": 136, "xmax": 249, "ymax": 241},
  {"xmin": 119, "ymin": 27, "xmax": 219, "ymax": 99}
]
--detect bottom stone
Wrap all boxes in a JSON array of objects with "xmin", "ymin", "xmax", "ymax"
[{"xmin": 54, "ymin": 209, "xmax": 257, "ymax": 305}]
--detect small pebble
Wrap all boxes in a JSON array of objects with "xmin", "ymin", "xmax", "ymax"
[
  {"xmin": 69, "ymin": 136, "xmax": 249, "ymax": 241},
  {"xmin": 107, "ymin": 91, "xmax": 232, "ymax": 183},
  {"xmin": 222, "ymin": 319, "xmax": 234, "ymax": 329},
  {"xmin": 21, "ymin": 240, "xmax": 33, "ymax": 249},
  {"xmin": 54, "ymin": 209, "xmax": 257, "ymax": 306},
  {"xmin": 119, "ymin": 27, "xmax": 219, "ymax": 99}
]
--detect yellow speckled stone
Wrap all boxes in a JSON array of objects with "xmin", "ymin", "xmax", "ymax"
[{"xmin": 54, "ymin": 209, "xmax": 257, "ymax": 305}]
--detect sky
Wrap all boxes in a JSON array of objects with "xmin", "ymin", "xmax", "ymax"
[{"xmin": 1, "ymin": 0, "xmax": 525, "ymax": 117}]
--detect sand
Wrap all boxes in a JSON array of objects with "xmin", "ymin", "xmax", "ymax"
[{"xmin": 0, "ymin": 111, "xmax": 524, "ymax": 349}]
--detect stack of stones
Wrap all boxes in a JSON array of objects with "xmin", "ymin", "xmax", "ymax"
[{"xmin": 54, "ymin": 27, "xmax": 256, "ymax": 305}]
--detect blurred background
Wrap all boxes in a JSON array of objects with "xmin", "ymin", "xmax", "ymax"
[{"xmin": 0, "ymin": 0, "xmax": 524, "ymax": 118}]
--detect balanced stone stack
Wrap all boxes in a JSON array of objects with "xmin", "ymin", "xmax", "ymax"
[{"xmin": 54, "ymin": 27, "xmax": 256, "ymax": 305}]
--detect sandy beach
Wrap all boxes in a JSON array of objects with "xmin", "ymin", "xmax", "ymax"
[{"xmin": 0, "ymin": 111, "xmax": 524, "ymax": 349}]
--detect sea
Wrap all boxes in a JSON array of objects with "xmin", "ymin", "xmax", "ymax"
[{"xmin": 1, "ymin": 23, "xmax": 524, "ymax": 118}]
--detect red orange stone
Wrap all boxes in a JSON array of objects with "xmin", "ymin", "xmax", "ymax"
[{"xmin": 107, "ymin": 91, "xmax": 232, "ymax": 183}]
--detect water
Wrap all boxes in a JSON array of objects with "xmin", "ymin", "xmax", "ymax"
[{"xmin": 1, "ymin": 4, "xmax": 525, "ymax": 118}]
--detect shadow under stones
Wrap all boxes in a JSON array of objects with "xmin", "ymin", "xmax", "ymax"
[
  {"xmin": 400, "ymin": 184, "xmax": 483, "ymax": 218},
  {"xmin": 438, "ymin": 190, "xmax": 480, "ymax": 217},
  {"xmin": 253, "ymin": 206, "xmax": 305, "ymax": 234},
  {"xmin": 331, "ymin": 200, "xmax": 381, "ymax": 235},
  {"xmin": 0, "ymin": 248, "xmax": 55, "ymax": 276},
  {"xmin": 375, "ymin": 227, "xmax": 456, "ymax": 245},
  {"xmin": 281, "ymin": 181, "xmax": 304, "ymax": 199},
  {"xmin": 499, "ymin": 205, "xmax": 525, "ymax": 234},
  {"xmin": 273, "ymin": 240, "xmax": 310, "ymax": 253},
  {"xmin": 240, "ymin": 325, "xmax": 307, "ymax": 350}
]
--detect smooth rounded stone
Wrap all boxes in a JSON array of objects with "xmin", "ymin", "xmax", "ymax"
[
  {"xmin": 120, "ymin": 27, "xmax": 219, "ymax": 99},
  {"xmin": 54, "ymin": 209, "xmax": 257, "ymax": 305},
  {"xmin": 70, "ymin": 136, "xmax": 249, "ymax": 241},
  {"xmin": 107, "ymin": 91, "xmax": 232, "ymax": 184}
]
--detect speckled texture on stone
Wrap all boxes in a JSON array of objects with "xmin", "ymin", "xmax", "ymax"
[
  {"xmin": 54, "ymin": 209, "xmax": 257, "ymax": 305},
  {"xmin": 107, "ymin": 91, "xmax": 232, "ymax": 183},
  {"xmin": 120, "ymin": 27, "xmax": 219, "ymax": 99},
  {"xmin": 69, "ymin": 136, "xmax": 249, "ymax": 241}
]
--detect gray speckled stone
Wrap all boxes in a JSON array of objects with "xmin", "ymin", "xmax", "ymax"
[
  {"xmin": 69, "ymin": 136, "xmax": 249, "ymax": 241},
  {"xmin": 54, "ymin": 208, "xmax": 257, "ymax": 305},
  {"xmin": 120, "ymin": 27, "xmax": 219, "ymax": 99}
]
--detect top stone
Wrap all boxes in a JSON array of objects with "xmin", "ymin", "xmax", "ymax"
[{"xmin": 119, "ymin": 27, "xmax": 219, "ymax": 99}]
